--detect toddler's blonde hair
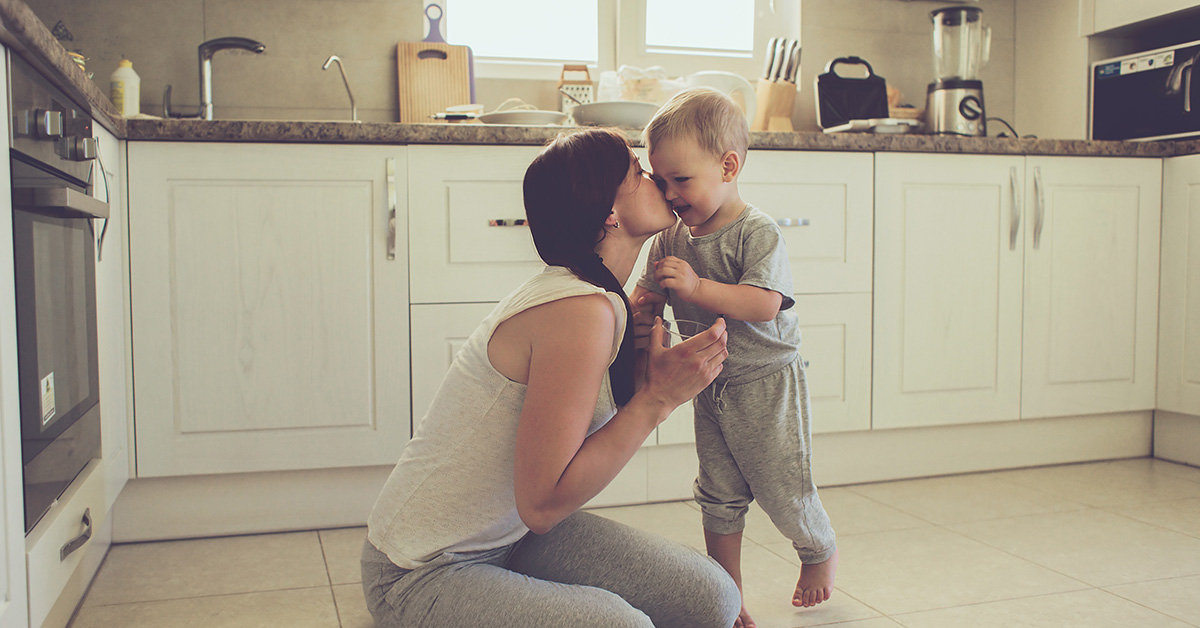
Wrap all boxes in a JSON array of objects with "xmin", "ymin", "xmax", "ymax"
[{"xmin": 644, "ymin": 87, "xmax": 750, "ymax": 162}]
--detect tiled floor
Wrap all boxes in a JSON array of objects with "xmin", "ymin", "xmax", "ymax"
[{"xmin": 67, "ymin": 457, "xmax": 1200, "ymax": 628}]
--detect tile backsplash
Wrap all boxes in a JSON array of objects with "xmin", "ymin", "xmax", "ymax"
[{"xmin": 29, "ymin": 0, "xmax": 1015, "ymax": 131}]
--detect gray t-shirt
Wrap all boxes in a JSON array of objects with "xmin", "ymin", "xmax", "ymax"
[{"xmin": 638, "ymin": 205, "xmax": 799, "ymax": 384}]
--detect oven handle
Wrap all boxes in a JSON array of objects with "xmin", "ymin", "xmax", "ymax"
[{"xmin": 13, "ymin": 187, "xmax": 110, "ymax": 220}]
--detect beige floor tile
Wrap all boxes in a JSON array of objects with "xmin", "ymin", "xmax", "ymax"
[
  {"xmin": 69, "ymin": 587, "xmax": 340, "ymax": 628},
  {"xmin": 320, "ymin": 526, "xmax": 367, "ymax": 585},
  {"xmin": 591, "ymin": 501, "xmax": 708, "ymax": 550},
  {"xmin": 949, "ymin": 508, "xmax": 1200, "ymax": 587},
  {"xmin": 1106, "ymin": 575, "xmax": 1200, "ymax": 626},
  {"xmin": 739, "ymin": 544, "xmax": 880, "ymax": 628},
  {"xmin": 1152, "ymin": 460, "xmax": 1200, "ymax": 484},
  {"xmin": 990, "ymin": 459, "xmax": 1200, "ymax": 507},
  {"xmin": 1108, "ymin": 497, "xmax": 1200, "ymax": 539},
  {"xmin": 846, "ymin": 472, "xmax": 1084, "ymax": 525},
  {"xmin": 891, "ymin": 588, "xmax": 1193, "ymax": 628},
  {"xmin": 83, "ymin": 531, "xmax": 329, "ymax": 606},
  {"xmin": 818, "ymin": 620, "xmax": 905, "ymax": 628},
  {"xmin": 830, "ymin": 526, "xmax": 1086, "ymax": 615},
  {"xmin": 818, "ymin": 488, "xmax": 931, "ymax": 537},
  {"xmin": 333, "ymin": 583, "xmax": 375, "ymax": 628}
]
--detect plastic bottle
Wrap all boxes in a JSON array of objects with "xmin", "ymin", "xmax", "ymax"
[{"xmin": 109, "ymin": 59, "xmax": 140, "ymax": 117}]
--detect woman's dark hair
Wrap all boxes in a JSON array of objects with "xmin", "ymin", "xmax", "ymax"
[{"xmin": 523, "ymin": 128, "xmax": 636, "ymax": 405}]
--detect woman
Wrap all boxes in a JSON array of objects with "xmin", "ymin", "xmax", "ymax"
[{"xmin": 361, "ymin": 128, "xmax": 739, "ymax": 628}]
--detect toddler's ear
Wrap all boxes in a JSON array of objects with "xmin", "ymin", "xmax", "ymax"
[{"xmin": 721, "ymin": 151, "xmax": 742, "ymax": 181}]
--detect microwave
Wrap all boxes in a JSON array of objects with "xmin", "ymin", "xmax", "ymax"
[{"xmin": 1091, "ymin": 40, "xmax": 1200, "ymax": 141}]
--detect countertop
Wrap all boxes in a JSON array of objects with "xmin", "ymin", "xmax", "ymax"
[{"xmin": 3, "ymin": 0, "xmax": 1198, "ymax": 158}]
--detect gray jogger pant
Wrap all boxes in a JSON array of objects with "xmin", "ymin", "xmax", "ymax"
[
  {"xmin": 693, "ymin": 357, "xmax": 837, "ymax": 564},
  {"xmin": 361, "ymin": 510, "xmax": 740, "ymax": 628}
]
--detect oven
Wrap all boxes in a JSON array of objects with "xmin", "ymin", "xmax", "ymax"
[{"xmin": 8, "ymin": 52, "xmax": 107, "ymax": 533}]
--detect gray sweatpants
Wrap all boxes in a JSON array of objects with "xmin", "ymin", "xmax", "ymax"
[
  {"xmin": 693, "ymin": 356, "xmax": 837, "ymax": 564},
  {"xmin": 361, "ymin": 510, "xmax": 740, "ymax": 628}
]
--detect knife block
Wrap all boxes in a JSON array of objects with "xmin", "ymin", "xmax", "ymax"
[{"xmin": 751, "ymin": 79, "xmax": 796, "ymax": 132}]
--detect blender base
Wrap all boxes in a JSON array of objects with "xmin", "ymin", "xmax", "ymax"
[{"xmin": 925, "ymin": 79, "xmax": 986, "ymax": 136}]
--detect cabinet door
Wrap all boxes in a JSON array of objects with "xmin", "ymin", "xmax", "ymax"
[
  {"xmin": 1021, "ymin": 157, "xmax": 1161, "ymax": 418},
  {"xmin": 873, "ymin": 153, "xmax": 1025, "ymax": 428},
  {"xmin": 740, "ymin": 151, "xmax": 873, "ymax": 294},
  {"xmin": 128, "ymin": 143, "xmax": 410, "ymax": 476},
  {"xmin": 797, "ymin": 293, "xmax": 872, "ymax": 433},
  {"xmin": 1160, "ymin": 155, "xmax": 1200, "ymax": 414},
  {"xmin": 408, "ymin": 145, "xmax": 545, "ymax": 304}
]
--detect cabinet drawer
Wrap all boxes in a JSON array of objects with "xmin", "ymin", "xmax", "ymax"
[
  {"xmin": 26, "ymin": 460, "xmax": 109, "ymax": 628},
  {"xmin": 740, "ymin": 151, "xmax": 873, "ymax": 294},
  {"xmin": 408, "ymin": 146, "xmax": 545, "ymax": 303}
]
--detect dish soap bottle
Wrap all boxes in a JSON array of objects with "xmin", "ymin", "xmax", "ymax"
[{"xmin": 110, "ymin": 59, "xmax": 140, "ymax": 117}]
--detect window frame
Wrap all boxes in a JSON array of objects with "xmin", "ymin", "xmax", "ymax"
[{"xmin": 459, "ymin": 0, "xmax": 800, "ymax": 81}]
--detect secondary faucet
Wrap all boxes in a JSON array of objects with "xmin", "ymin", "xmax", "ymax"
[
  {"xmin": 198, "ymin": 36, "xmax": 266, "ymax": 120},
  {"xmin": 322, "ymin": 55, "xmax": 358, "ymax": 122}
]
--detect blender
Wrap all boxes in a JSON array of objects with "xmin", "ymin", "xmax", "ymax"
[{"xmin": 925, "ymin": 6, "xmax": 991, "ymax": 136}]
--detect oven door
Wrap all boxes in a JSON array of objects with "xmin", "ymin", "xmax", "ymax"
[{"xmin": 11, "ymin": 163, "xmax": 105, "ymax": 532}]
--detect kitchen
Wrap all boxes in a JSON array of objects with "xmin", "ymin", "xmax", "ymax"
[{"xmin": 1, "ymin": 0, "xmax": 1199, "ymax": 627}]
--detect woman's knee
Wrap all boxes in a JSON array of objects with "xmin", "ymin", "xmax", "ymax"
[{"xmin": 697, "ymin": 556, "xmax": 742, "ymax": 627}]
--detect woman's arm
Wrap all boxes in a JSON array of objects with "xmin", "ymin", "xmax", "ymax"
[{"xmin": 511, "ymin": 295, "xmax": 726, "ymax": 534}]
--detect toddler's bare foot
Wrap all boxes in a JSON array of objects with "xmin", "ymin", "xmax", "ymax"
[
  {"xmin": 733, "ymin": 602, "xmax": 756, "ymax": 628},
  {"xmin": 792, "ymin": 550, "xmax": 838, "ymax": 608}
]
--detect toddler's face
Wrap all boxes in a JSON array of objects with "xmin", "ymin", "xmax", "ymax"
[{"xmin": 649, "ymin": 135, "xmax": 734, "ymax": 235}]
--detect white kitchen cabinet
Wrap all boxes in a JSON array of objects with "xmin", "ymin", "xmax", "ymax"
[
  {"xmin": 127, "ymin": 143, "xmax": 410, "ymax": 477},
  {"xmin": 1160, "ymin": 155, "xmax": 1200, "ymax": 414},
  {"xmin": 874, "ymin": 153, "xmax": 1161, "ymax": 429},
  {"xmin": 874, "ymin": 153, "xmax": 1026, "ymax": 428},
  {"xmin": 408, "ymin": 145, "xmax": 546, "ymax": 304},
  {"xmin": 1020, "ymin": 157, "xmax": 1161, "ymax": 418},
  {"xmin": 1082, "ymin": 0, "xmax": 1200, "ymax": 35},
  {"xmin": 740, "ymin": 151, "xmax": 873, "ymax": 294}
]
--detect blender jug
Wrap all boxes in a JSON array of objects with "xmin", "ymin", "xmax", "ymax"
[
  {"xmin": 925, "ymin": 6, "xmax": 991, "ymax": 136},
  {"xmin": 932, "ymin": 6, "xmax": 991, "ymax": 81}
]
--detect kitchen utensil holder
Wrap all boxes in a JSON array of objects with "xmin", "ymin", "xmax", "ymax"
[{"xmin": 752, "ymin": 79, "xmax": 796, "ymax": 132}]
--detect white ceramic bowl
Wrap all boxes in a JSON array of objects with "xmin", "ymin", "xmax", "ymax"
[
  {"xmin": 572, "ymin": 101, "xmax": 660, "ymax": 128},
  {"xmin": 478, "ymin": 110, "xmax": 567, "ymax": 125}
]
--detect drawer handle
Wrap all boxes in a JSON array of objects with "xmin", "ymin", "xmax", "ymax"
[
  {"xmin": 60, "ymin": 508, "xmax": 92, "ymax": 561},
  {"xmin": 776, "ymin": 218, "xmax": 810, "ymax": 227},
  {"xmin": 488, "ymin": 219, "xmax": 527, "ymax": 227},
  {"xmin": 386, "ymin": 158, "xmax": 397, "ymax": 261}
]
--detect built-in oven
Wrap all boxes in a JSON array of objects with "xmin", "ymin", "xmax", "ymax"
[
  {"xmin": 1092, "ymin": 39, "xmax": 1200, "ymax": 141},
  {"xmin": 8, "ymin": 51, "xmax": 107, "ymax": 533}
]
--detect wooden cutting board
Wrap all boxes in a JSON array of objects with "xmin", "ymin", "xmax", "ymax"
[{"xmin": 397, "ymin": 42, "xmax": 471, "ymax": 123}]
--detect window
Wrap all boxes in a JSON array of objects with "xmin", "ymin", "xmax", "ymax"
[{"xmin": 441, "ymin": 0, "xmax": 800, "ymax": 80}]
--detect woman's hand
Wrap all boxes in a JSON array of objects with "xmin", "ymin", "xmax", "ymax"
[
  {"xmin": 641, "ymin": 316, "xmax": 728, "ymax": 413},
  {"xmin": 632, "ymin": 290, "xmax": 668, "ymax": 350}
]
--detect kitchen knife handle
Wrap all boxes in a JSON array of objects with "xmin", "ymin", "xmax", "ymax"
[
  {"xmin": 386, "ymin": 157, "xmax": 397, "ymax": 261},
  {"xmin": 1009, "ymin": 166, "xmax": 1021, "ymax": 251},
  {"xmin": 1033, "ymin": 166, "xmax": 1045, "ymax": 250},
  {"xmin": 762, "ymin": 37, "xmax": 778, "ymax": 81}
]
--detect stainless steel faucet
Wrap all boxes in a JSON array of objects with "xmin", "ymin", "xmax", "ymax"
[
  {"xmin": 198, "ymin": 37, "xmax": 266, "ymax": 120},
  {"xmin": 322, "ymin": 55, "xmax": 358, "ymax": 122}
]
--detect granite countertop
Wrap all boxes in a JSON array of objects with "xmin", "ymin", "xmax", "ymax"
[{"xmin": 3, "ymin": 0, "xmax": 1198, "ymax": 158}]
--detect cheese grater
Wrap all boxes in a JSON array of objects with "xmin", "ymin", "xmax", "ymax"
[{"xmin": 558, "ymin": 65, "xmax": 594, "ymax": 124}]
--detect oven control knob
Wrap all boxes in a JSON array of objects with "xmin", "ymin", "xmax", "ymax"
[
  {"xmin": 37, "ymin": 110, "xmax": 64, "ymax": 138},
  {"xmin": 72, "ymin": 137, "xmax": 98, "ymax": 161}
]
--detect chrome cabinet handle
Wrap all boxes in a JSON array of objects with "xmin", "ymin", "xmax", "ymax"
[
  {"xmin": 386, "ymin": 158, "xmax": 397, "ymax": 261},
  {"xmin": 1033, "ymin": 166, "xmax": 1045, "ymax": 250},
  {"xmin": 1009, "ymin": 166, "xmax": 1021, "ymax": 251},
  {"xmin": 776, "ymin": 218, "xmax": 810, "ymax": 227},
  {"xmin": 60, "ymin": 508, "xmax": 92, "ymax": 561}
]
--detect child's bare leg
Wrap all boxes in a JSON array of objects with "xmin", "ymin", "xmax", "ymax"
[
  {"xmin": 705, "ymin": 529, "xmax": 755, "ymax": 628},
  {"xmin": 792, "ymin": 549, "xmax": 838, "ymax": 608}
]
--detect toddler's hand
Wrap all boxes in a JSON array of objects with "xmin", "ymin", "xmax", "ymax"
[{"xmin": 654, "ymin": 257, "xmax": 700, "ymax": 302}]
